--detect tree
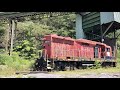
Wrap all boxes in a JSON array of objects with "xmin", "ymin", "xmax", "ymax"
[{"xmin": 0, "ymin": 13, "xmax": 76, "ymax": 59}]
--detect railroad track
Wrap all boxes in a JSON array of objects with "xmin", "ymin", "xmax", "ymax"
[{"xmin": 15, "ymin": 71, "xmax": 48, "ymax": 75}]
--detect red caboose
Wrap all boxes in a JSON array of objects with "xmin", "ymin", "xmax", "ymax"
[
  {"xmin": 43, "ymin": 34, "xmax": 113, "ymax": 61},
  {"xmin": 39, "ymin": 34, "xmax": 116, "ymax": 71}
]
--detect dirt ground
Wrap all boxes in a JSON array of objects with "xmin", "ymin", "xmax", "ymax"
[
  {"xmin": 1, "ymin": 72, "xmax": 120, "ymax": 78},
  {"xmin": 23, "ymin": 72, "xmax": 120, "ymax": 78}
]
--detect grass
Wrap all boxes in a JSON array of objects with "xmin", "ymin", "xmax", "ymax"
[
  {"xmin": 0, "ymin": 66, "xmax": 16, "ymax": 77},
  {"xmin": 0, "ymin": 53, "xmax": 35, "ymax": 77},
  {"xmin": 50, "ymin": 66, "xmax": 120, "ymax": 76}
]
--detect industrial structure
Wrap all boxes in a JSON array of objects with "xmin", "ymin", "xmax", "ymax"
[{"xmin": 76, "ymin": 12, "xmax": 120, "ymax": 57}]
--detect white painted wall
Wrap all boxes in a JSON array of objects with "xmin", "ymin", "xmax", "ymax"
[
  {"xmin": 100, "ymin": 12, "xmax": 114, "ymax": 24},
  {"xmin": 114, "ymin": 12, "xmax": 120, "ymax": 23},
  {"xmin": 76, "ymin": 14, "xmax": 85, "ymax": 39}
]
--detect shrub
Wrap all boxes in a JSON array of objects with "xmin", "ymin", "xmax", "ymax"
[
  {"xmin": 0, "ymin": 53, "xmax": 35, "ymax": 71},
  {"xmin": 94, "ymin": 60, "xmax": 101, "ymax": 69},
  {"xmin": 88, "ymin": 60, "xmax": 101, "ymax": 69},
  {"xmin": 14, "ymin": 40, "xmax": 38, "ymax": 59},
  {"xmin": 0, "ymin": 54, "xmax": 13, "ymax": 65}
]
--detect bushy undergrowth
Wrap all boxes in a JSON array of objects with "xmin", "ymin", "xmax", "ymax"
[
  {"xmin": 87, "ymin": 60, "xmax": 102, "ymax": 69},
  {"xmin": 0, "ymin": 52, "xmax": 35, "ymax": 72},
  {"xmin": 117, "ymin": 50, "xmax": 120, "ymax": 63}
]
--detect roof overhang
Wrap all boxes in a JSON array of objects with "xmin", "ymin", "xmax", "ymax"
[
  {"xmin": 102, "ymin": 21, "xmax": 120, "ymax": 33},
  {"xmin": 0, "ymin": 12, "xmax": 75, "ymax": 20},
  {"xmin": 0, "ymin": 12, "xmax": 44, "ymax": 19}
]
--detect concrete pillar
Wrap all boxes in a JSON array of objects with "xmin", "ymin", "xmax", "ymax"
[{"xmin": 76, "ymin": 14, "xmax": 85, "ymax": 39}]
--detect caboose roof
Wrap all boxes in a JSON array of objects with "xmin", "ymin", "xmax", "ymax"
[
  {"xmin": 64, "ymin": 37, "xmax": 74, "ymax": 41},
  {"xmin": 76, "ymin": 39, "xmax": 97, "ymax": 45},
  {"xmin": 50, "ymin": 34, "xmax": 74, "ymax": 41},
  {"xmin": 76, "ymin": 39, "xmax": 109, "ymax": 46}
]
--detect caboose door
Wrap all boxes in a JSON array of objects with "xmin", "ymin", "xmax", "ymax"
[{"xmin": 94, "ymin": 46, "xmax": 99, "ymax": 58}]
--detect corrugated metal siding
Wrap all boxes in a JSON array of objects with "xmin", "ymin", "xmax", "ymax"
[
  {"xmin": 82, "ymin": 12, "xmax": 100, "ymax": 31},
  {"xmin": 114, "ymin": 12, "xmax": 120, "ymax": 23}
]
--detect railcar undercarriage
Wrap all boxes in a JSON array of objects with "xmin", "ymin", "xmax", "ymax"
[{"xmin": 33, "ymin": 57, "xmax": 117, "ymax": 71}]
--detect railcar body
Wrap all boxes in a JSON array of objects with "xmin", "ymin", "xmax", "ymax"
[{"xmin": 36, "ymin": 34, "xmax": 116, "ymax": 71}]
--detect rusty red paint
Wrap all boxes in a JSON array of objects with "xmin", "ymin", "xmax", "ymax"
[{"xmin": 42, "ymin": 34, "xmax": 112, "ymax": 60}]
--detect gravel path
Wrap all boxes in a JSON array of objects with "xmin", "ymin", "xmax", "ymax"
[
  {"xmin": 1, "ymin": 72, "xmax": 120, "ymax": 78},
  {"xmin": 20, "ymin": 72, "xmax": 120, "ymax": 78}
]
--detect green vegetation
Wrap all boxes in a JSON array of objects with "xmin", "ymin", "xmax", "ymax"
[
  {"xmin": 0, "ymin": 13, "xmax": 76, "ymax": 76},
  {"xmin": 0, "ymin": 52, "xmax": 34, "ymax": 76},
  {"xmin": 50, "ymin": 66, "xmax": 120, "ymax": 75}
]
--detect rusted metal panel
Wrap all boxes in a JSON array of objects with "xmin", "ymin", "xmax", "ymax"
[
  {"xmin": 76, "ymin": 39, "xmax": 96, "ymax": 59},
  {"xmin": 43, "ymin": 34, "xmax": 113, "ymax": 61},
  {"xmin": 43, "ymin": 34, "xmax": 75, "ymax": 60}
]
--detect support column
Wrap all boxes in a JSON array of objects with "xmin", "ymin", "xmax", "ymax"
[
  {"xmin": 7, "ymin": 19, "xmax": 15, "ymax": 56},
  {"xmin": 76, "ymin": 14, "xmax": 85, "ymax": 39},
  {"xmin": 100, "ymin": 25, "xmax": 104, "ymax": 43},
  {"xmin": 8, "ymin": 19, "xmax": 12, "ymax": 55},
  {"xmin": 5, "ymin": 23, "xmax": 10, "ymax": 53},
  {"xmin": 114, "ymin": 29, "xmax": 117, "ymax": 60}
]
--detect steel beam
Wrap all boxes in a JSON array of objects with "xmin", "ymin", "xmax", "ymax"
[
  {"xmin": 102, "ymin": 21, "xmax": 114, "ymax": 36},
  {"xmin": 0, "ymin": 12, "xmax": 74, "ymax": 20}
]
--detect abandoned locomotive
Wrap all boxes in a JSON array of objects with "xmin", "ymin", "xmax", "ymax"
[{"xmin": 35, "ymin": 34, "xmax": 116, "ymax": 71}]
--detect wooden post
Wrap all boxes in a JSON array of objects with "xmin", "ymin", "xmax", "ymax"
[
  {"xmin": 10, "ymin": 19, "xmax": 15, "ymax": 55},
  {"xmin": 5, "ymin": 23, "xmax": 10, "ymax": 53},
  {"xmin": 14, "ymin": 20, "xmax": 17, "ymax": 40},
  {"xmin": 8, "ymin": 19, "xmax": 12, "ymax": 55}
]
